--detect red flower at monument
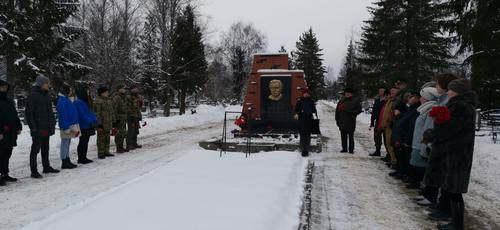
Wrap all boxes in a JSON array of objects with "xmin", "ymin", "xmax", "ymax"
[
  {"xmin": 234, "ymin": 116, "xmax": 247, "ymax": 128},
  {"xmin": 429, "ymin": 106, "xmax": 451, "ymax": 125}
]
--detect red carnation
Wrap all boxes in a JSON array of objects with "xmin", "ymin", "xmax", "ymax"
[{"xmin": 429, "ymin": 106, "xmax": 451, "ymax": 125}]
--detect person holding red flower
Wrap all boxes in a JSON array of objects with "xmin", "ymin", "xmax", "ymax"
[{"xmin": 424, "ymin": 78, "xmax": 477, "ymax": 230}]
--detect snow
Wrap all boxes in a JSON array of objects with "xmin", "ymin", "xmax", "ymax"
[{"xmin": 22, "ymin": 150, "xmax": 307, "ymax": 230}]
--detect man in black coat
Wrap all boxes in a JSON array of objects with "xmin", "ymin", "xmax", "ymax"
[
  {"xmin": 389, "ymin": 91, "xmax": 420, "ymax": 180},
  {"xmin": 335, "ymin": 88, "xmax": 362, "ymax": 153},
  {"xmin": 0, "ymin": 80, "xmax": 23, "ymax": 185},
  {"xmin": 25, "ymin": 74, "xmax": 59, "ymax": 178},
  {"xmin": 425, "ymin": 79, "xmax": 477, "ymax": 230},
  {"xmin": 370, "ymin": 86, "xmax": 387, "ymax": 156},
  {"xmin": 294, "ymin": 89, "xmax": 317, "ymax": 157}
]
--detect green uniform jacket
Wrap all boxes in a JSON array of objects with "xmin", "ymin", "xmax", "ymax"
[
  {"xmin": 127, "ymin": 94, "xmax": 142, "ymax": 121},
  {"xmin": 94, "ymin": 96, "xmax": 115, "ymax": 131},
  {"xmin": 113, "ymin": 93, "xmax": 128, "ymax": 123}
]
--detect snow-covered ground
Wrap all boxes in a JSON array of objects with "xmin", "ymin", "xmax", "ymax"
[
  {"xmin": 21, "ymin": 150, "xmax": 307, "ymax": 230},
  {"xmin": 3, "ymin": 101, "xmax": 500, "ymax": 230}
]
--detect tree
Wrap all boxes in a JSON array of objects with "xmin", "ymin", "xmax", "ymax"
[
  {"xmin": 0, "ymin": 0, "xmax": 84, "ymax": 94},
  {"xmin": 358, "ymin": 0, "xmax": 452, "ymax": 87},
  {"xmin": 294, "ymin": 28, "xmax": 327, "ymax": 100},
  {"xmin": 137, "ymin": 12, "xmax": 161, "ymax": 112},
  {"xmin": 443, "ymin": 0, "xmax": 500, "ymax": 108},
  {"xmin": 170, "ymin": 5, "xmax": 208, "ymax": 115},
  {"xmin": 221, "ymin": 22, "xmax": 267, "ymax": 101}
]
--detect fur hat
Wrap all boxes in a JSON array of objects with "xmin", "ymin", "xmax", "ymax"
[
  {"xmin": 97, "ymin": 86, "xmax": 109, "ymax": 96},
  {"xmin": 437, "ymin": 73, "xmax": 458, "ymax": 90},
  {"xmin": 420, "ymin": 87, "xmax": 439, "ymax": 101},
  {"xmin": 35, "ymin": 74, "xmax": 50, "ymax": 87},
  {"xmin": 448, "ymin": 78, "xmax": 471, "ymax": 95}
]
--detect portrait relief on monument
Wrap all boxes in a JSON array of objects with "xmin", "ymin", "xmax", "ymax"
[{"xmin": 260, "ymin": 76, "xmax": 293, "ymax": 122}]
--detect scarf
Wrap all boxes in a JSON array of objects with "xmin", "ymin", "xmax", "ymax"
[{"xmin": 417, "ymin": 100, "xmax": 437, "ymax": 115}]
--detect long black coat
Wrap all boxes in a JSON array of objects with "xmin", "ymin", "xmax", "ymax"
[
  {"xmin": 295, "ymin": 97, "xmax": 317, "ymax": 134},
  {"xmin": 0, "ymin": 81, "xmax": 22, "ymax": 147},
  {"xmin": 370, "ymin": 97, "xmax": 384, "ymax": 127},
  {"xmin": 335, "ymin": 97, "xmax": 362, "ymax": 132},
  {"xmin": 25, "ymin": 86, "xmax": 56, "ymax": 137},
  {"xmin": 425, "ymin": 91, "xmax": 477, "ymax": 194}
]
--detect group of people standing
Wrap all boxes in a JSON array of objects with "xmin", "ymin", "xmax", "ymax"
[
  {"xmin": 369, "ymin": 74, "xmax": 477, "ymax": 230},
  {"xmin": 0, "ymin": 74, "xmax": 144, "ymax": 186}
]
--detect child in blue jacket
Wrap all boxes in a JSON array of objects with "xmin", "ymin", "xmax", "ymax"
[{"xmin": 56, "ymin": 83, "xmax": 80, "ymax": 169}]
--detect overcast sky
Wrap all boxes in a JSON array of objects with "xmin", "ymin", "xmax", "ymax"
[{"xmin": 200, "ymin": 0, "xmax": 375, "ymax": 80}]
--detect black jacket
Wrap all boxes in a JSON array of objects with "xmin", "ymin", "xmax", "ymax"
[
  {"xmin": 335, "ymin": 97, "xmax": 362, "ymax": 131},
  {"xmin": 425, "ymin": 91, "xmax": 477, "ymax": 194},
  {"xmin": 0, "ymin": 80, "xmax": 22, "ymax": 147},
  {"xmin": 392, "ymin": 103, "xmax": 420, "ymax": 146},
  {"xmin": 370, "ymin": 97, "xmax": 385, "ymax": 127},
  {"xmin": 25, "ymin": 86, "xmax": 56, "ymax": 137},
  {"xmin": 295, "ymin": 97, "xmax": 317, "ymax": 133}
]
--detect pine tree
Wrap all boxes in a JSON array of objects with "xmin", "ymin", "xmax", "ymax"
[
  {"xmin": 359, "ymin": 0, "xmax": 451, "ymax": 87},
  {"xmin": 294, "ymin": 28, "xmax": 327, "ymax": 100},
  {"xmin": 229, "ymin": 46, "xmax": 247, "ymax": 102},
  {"xmin": 0, "ymin": 0, "xmax": 83, "ymax": 93},
  {"xmin": 137, "ymin": 12, "xmax": 161, "ymax": 112},
  {"xmin": 443, "ymin": 0, "xmax": 500, "ymax": 108},
  {"xmin": 170, "ymin": 5, "xmax": 208, "ymax": 115}
]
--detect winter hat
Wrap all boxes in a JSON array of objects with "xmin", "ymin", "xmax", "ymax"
[
  {"xmin": 421, "ymin": 81, "xmax": 437, "ymax": 90},
  {"xmin": 420, "ymin": 87, "xmax": 439, "ymax": 101},
  {"xmin": 344, "ymin": 87, "xmax": 354, "ymax": 93},
  {"xmin": 437, "ymin": 73, "xmax": 458, "ymax": 90},
  {"xmin": 35, "ymin": 74, "xmax": 50, "ymax": 87},
  {"xmin": 448, "ymin": 78, "xmax": 471, "ymax": 95},
  {"xmin": 60, "ymin": 83, "xmax": 71, "ymax": 96},
  {"xmin": 97, "ymin": 86, "xmax": 109, "ymax": 96}
]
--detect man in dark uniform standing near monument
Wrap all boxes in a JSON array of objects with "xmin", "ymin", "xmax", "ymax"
[{"xmin": 294, "ymin": 89, "xmax": 317, "ymax": 157}]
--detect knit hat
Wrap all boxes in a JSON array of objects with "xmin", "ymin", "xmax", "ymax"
[
  {"xmin": 448, "ymin": 78, "xmax": 471, "ymax": 95},
  {"xmin": 60, "ymin": 83, "xmax": 71, "ymax": 96},
  {"xmin": 420, "ymin": 87, "xmax": 439, "ymax": 101},
  {"xmin": 344, "ymin": 87, "xmax": 354, "ymax": 93},
  {"xmin": 97, "ymin": 86, "xmax": 109, "ymax": 96},
  {"xmin": 437, "ymin": 73, "xmax": 458, "ymax": 90},
  {"xmin": 421, "ymin": 81, "xmax": 437, "ymax": 90},
  {"xmin": 35, "ymin": 74, "xmax": 50, "ymax": 87}
]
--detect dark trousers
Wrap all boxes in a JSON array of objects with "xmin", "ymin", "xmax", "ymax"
[
  {"xmin": 373, "ymin": 128, "xmax": 385, "ymax": 153},
  {"xmin": 30, "ymin": 137, "xmax": 51, "ymax": 173},
  {"xmin": 409, "ymin": 166, "xmax": 425, "ymax": 185},
  {"xmin": 396, "ymin": 146, "xmax": 411, "ymax": 174},
  {"xmin": 438, "ymin": 190, "xmax": 452, "ymax": 213},
  {"xmin": 424, "ymin": 185, "xmax": 440, "ymax": 203},
  {"xmin": 340, "ymin": 130, "xmax": 354, "ymax": 152},
  {"xmin": 126, "ymin": 120, "xmax": 139, "ymax": 147},
  {"xmin": 449, "ymin": 192, "xmax": 465, "ymax": 230},
  {"xmin": 0, "ymin": 147, "xmax": 14, "ymax": 175},
  {"xmin": 300, "ymin": 132, "xmax": 311, "ymax": 153},
  {"xmin": 77, "ymin": 134, "xmax": 91, "ymax": 160}
]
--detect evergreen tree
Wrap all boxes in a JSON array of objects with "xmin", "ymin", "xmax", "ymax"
[
  {"xmin": 294, "ymin": 28, "xmax": 327, "ymax": 100},
  {"xmin": 359, "ymin": 0, "xmax": 451, "ymax": 87},
  {"xmin": 229, "ymin": 46, "xmax": 247, "ymax": 102},
  {"xmin": 443, "ymin": 0, "xmax": 500, "ymax": 108},
  {"xmin": 0, "ymin": 0, "xmax": 83, "ymax": 92},
  {"xmin": 170, "ymin": 5, "xmax": 208, "ymax": 114},
  {"xmin": 137, "ymin": 12, "xmax": 161, "ymax": 112}
]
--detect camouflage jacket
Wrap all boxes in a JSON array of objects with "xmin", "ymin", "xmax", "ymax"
[
  {"xmin": 94, "ymin": 96, "xmax": 115, "ymax": 130},
  {"xmin": 127, "ymin": 93, "xmax": 142, "ymax": 120},
  {"xmin": 112, "ymin": 92, "xmax": 128, "ymax": 123}
]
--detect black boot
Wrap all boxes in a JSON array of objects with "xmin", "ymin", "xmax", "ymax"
[
  {"xmin": 78, "ymin": 158, "xmax": 94, "ymax": 164},
  {"xmin": 31, "ymin": 171, "xmax": 43, "ymax": 179},
  {"xmin": 134, "ymin": 144, "xmax": 142, "ymax": 149},
  {"xmin": 301, "ymin": 151, "xmax": 309, "ymax": 157},
  {"xmin": 61, "ymin": 159, "xmax": 77, "ymax": 169},
  {"xmin": 43, "ymin": 166, "xmax": 60, "ymax": 174},
  {"xmin": 0, "ymin": 177, "xmax": 5, "ymax": 186},
  {"xmin": 2, "ymin": 174, "xmax": 18, "ymax": 182},
  {"xmin": 369, "ymin": 150, "xmax": 381, "ymax": 157},
  {"xmin": 68, "ymin": 159, "xmax": 78, "ymax": 168}
]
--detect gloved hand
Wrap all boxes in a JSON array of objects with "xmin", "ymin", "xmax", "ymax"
[
  {"xmin": 293, "ymin": 114, "xmax": 299, "ymax": 120},
  {"xmin": 39, "ymin": 130, "xmax": 49, "ymax": 137},
  {"xmin": 142, "ymin": 121, "xmax": 147, "ymax": 127},
  {"xmin": 422, "ymin": 129, "xmax": 436, "ymax": 144}
]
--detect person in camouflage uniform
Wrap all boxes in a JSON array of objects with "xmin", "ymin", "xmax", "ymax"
[
  {"xmin": 112, "ymin": 85, "xmax": 129, "ymax": 153},
  {"xmin": 126, "ymin": 85, "xmax": 142, "ymax": 150},
  {"xmin": 94, "ymin": 87, "xmax": 116, "ymax": 159}
]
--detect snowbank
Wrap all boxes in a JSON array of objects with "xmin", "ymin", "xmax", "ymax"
[{"xmin": 22, "ymin": 150, "xmax": 307, "ymax": 230}]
